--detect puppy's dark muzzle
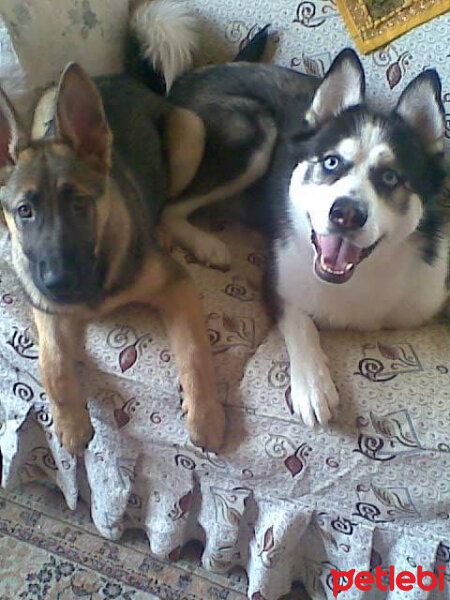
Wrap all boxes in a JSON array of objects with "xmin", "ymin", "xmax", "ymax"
[
  {"xmin": 37, "ymin": 255, "xmax": 97, "ymax": 304},
  {"xmin": 329, "ymin": 197, "xmax": 368, "ymax": 231},
  {"xmin": 39, "ymin": 260, "xmax": 80, "ymax": 295}
]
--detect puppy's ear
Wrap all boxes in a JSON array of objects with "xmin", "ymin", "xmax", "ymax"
[
  {"xmin": 56, "ymin": 62, "xmax": 112, "ymax": 173},
  {"xmin": 395, "ymin": 70, "xmax": 445, "ymax": 154},
  {"xmin": 0, "ymin": 87, "xmax": 27, "ymax": 169},
  {"xmin": 306, "ymin": 48, "xmax": 365, "ymax": 126}
]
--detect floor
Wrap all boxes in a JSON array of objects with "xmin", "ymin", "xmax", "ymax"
[{"xmin": 0, "ymin": 481, "xmax": 308, "ymax": 600}]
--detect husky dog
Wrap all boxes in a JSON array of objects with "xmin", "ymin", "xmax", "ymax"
[
  {"xmin": 270, "ymin": 53, "xmax": 448, "ymax": 425},
  {"xmin": 163, "ymin": 49, "xmax": 449, "ymax": 425},
  {"xmin": 0, "ymin": 0, "xmax": 225, "ymax": 455}
]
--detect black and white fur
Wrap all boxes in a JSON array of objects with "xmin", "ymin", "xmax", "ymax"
[
  {"xmin": 130, "ymin": 0, "xmax": 198, "ymax": 91},
  {"xmin": 165, "ymin": 49, "xmax": 449, "ymax": 427},
  {"xmin": 271, "ymin": 51, "xmax": 449, "ymax": 425}
]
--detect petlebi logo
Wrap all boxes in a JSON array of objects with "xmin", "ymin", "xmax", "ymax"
[{"xmin": 331, "ymin": 565, "xmax": 446, "ymax": 596}]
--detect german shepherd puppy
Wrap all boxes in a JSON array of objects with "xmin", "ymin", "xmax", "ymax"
[
  {"xmin": 0, "ymin": 63, "xmax": 225, "ymax": 455},
  {"xmin": 0, "ymin": 0, "xmax": 268, "ymax": 456}
]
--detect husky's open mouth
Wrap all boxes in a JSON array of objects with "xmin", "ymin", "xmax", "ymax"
[{"xmin": 311, "ymin": 230, "xmax": 382, "ymax": 284}]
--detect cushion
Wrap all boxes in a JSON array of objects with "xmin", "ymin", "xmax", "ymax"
[{"xmin": 0, "ymin": 0, "xmax": 129, "ymax": 118}]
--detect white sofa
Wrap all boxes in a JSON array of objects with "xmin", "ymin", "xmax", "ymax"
[{"xmin": 1, "ymin": 2, "xmax": 450, "ymax": 598}]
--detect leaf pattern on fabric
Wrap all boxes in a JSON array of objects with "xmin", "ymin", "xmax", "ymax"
[
  {"xmin": 371, "ymin": 411, "xmax": 419, "ymax": 448},
  {"xmin": 284, "ymin": 453, "xmax": 303, "ymax": 476},
  {"xmin": 284, "ymin": 387, "xmax": 294, "ymax": 415},
  {"xmin": 357, "ymin": 342, "xmax": 423, "ymax": 381},
  {"xmin": 207, "ymin": 312, "xmax": 256, "ymax": 353},
  {"xmin": 371, "ymin": 484, "xmax": 419, "ymax": 516},
  {"xmin": 168, "ymin": 491, "xmax": 193, "ymax": 521},
  {"xmin": 386, "ymin": 61, "xmax": 402, "ymax": 90},
  {"xmin": 119, "ymin": 345, "xmax": 137, "ymax": 373},
  {"xmin": 377, "ymin": 342, "xmax": 402, "ymax": 360},
  {"xmin": 260, "ymin": 526, "xmax": 274, "ymax": 554},
  {"xmin": 212, "ymin": 492, "xmax": 242, "ymax": 527}
]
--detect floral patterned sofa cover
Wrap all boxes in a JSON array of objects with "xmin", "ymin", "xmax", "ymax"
[{"xmin": 1, "ymin": 2, "xmax": 450, "ymax": 599}]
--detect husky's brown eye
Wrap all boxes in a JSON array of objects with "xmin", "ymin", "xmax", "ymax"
[
  {"xmin": 17, "ymin": 203, "xmax": 33, "ymax": 219},
  {"xmin": 380, "ymin": 169, "xmax": 399, "ymax": 188}
]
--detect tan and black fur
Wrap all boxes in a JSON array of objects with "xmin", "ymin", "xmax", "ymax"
[
  {"xmin": 0, "ymin": 64, "xmax": 225, "ymax": 455},
  {"xmin": 160, "ymin": 62, "xmax": 319, "ymax": 268}
]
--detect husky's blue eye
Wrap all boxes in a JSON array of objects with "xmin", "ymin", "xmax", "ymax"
[
  {"xmin": 380, "ymin": 169, "xmax": 399, "ymax": 188},
  {"xmin": 322, "ymin": 155, "xmax": 341, "ymax": 171}
]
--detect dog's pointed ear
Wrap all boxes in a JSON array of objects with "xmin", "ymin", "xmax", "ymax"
[
  {"xmin": 395, "ymin": 70, "xmax": 445, "ymax": 154},
  {"xmin": 306, "ymin": 49, "xmax": 365, "ymax": 126},
  {"xmin": 56, "ymin": 62, "xmax": 112, "ymax": 173},
  {"xmin": 0, "ymin": 87, "xmax": 27, "ymax": 169}
]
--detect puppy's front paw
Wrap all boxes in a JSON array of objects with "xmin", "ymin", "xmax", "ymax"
[
  {"xmin": 290, "ymin": 366, "xmax": 339, "ymax": 427},
  {"xmin": 193, "ymin": 232, "xmax": 231, "ymax": 269},
  {"xmin": 53, "ymin": 405, "xmax": 94, "ymax": 455},
  {"xmin": 183, "ymin": 399, "xmax": 226, "ymax": 453}
]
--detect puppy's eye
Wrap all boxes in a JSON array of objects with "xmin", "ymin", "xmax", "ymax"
[
  {"xmin": 17, "ymin": 203, "xmax": 33, "ymax": 219},
  {"xmin": 72, "ymin": 195, "xmax": 89, "ymax": 213},
  {"xmin": 380, "ymin": 169, "xmax": 400, "ymax": 188},
  {"xmin": 322, "ymin": 155, "xmax": 341, "ymax": 171}
]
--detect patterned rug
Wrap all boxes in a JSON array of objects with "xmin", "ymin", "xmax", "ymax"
[
  {"xmin": 336, "ymin": 0, "xmax": 450, "ymax": 53},
  {"xmin": 0, "ymin": 482, "xmax": 307, "ymax": 600}
]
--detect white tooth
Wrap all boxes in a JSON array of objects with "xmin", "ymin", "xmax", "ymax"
[
  {"xmin": 345, "ymin": 263, "xmax": 354, "ymax": 272},
  {"xmin": 328, "ymin": 266, "xmax": 344, "ymax": 275},
  {"xmin": 319, "ymin": 256, "xmax": 349, "ymax": 276}
]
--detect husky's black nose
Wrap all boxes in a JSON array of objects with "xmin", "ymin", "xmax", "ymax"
[
  {"xmin": 39, "ymin": 261, "xmax": 79, "ymax": 296},
  {"xmin": 329, "ymin": 197, "xmax": 368, "ymax": 230}
]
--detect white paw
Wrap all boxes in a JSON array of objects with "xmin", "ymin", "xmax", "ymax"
[
  {"xmin": 193, "ymin": 232, "xmax": 231, "ymax": 269},
  {"xmin": 290, "ymin": 366, "xmax": 339, "ymax": 427}
]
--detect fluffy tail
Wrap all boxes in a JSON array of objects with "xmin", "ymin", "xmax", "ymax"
[{"xmin": 129, "ymin": 0, "xmax": 199, "ymax": 92}]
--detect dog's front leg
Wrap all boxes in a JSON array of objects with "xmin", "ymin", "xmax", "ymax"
[
  {"xmin": 152, "ymin": 275, "xmax": 226, "ymax": 452},
  {"xmin": 279, "ymin": 302, "xmax": 339, "ymax": 426},
  {"xmin": 33, "ymin": 309, "xmax": 93, "ymax": 455}
]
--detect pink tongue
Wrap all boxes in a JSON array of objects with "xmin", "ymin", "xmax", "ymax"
[{"xmin": 317, "ymin": 235, "xmax": 361, "ymax": 271}]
